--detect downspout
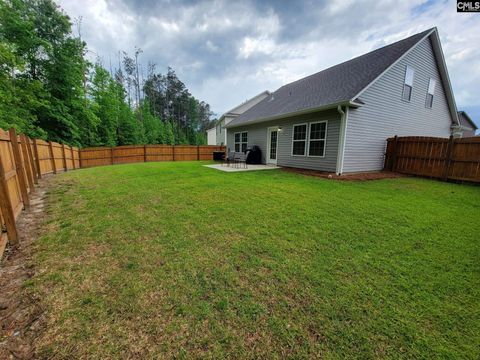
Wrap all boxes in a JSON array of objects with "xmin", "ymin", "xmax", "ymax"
[
  {"xmin": 336, "ymin": 105, "xmax": 348, "ymax": 175},
  {"xmin": 225, "ymin": 126, "xmax": 228, "ymax": 147}
]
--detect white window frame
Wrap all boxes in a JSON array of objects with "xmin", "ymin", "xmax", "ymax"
[
  {"xmin": 234, "ymin": 131, "xmax": 248, "ymax": 152},
  {"xmin": 425, "ymin": 78, "xmax": 436, "ymax": 109},
  {"xmin": 402, "ymin": 65, "xmax": 415, "ymax": 102},
  {"xmin": 307, "ymin": 120, "xmax": 328, "ymax": 158},
  {"xmin": 291, "ymin": 123, "xmax": 308, "ymax": 157}
]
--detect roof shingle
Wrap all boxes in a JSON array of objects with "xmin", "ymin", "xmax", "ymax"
[{"xmin": 228, "ymin": 28, "xmax": 433, "ymax": 128}]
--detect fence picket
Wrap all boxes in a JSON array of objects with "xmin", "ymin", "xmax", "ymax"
[
  {"xmin": 33, "ymin": 139, "xmax": 42, "ymax": 179},
  {"xmin": 9, "ymin": 129, "xmax": 30, "ymax": 208},
  {"xmin": 61, "ymin": 143, "xmax": 68, "ymax": 172},
  {"xmin": 0, "ymin": 152, "xmax": 18, "ymax": 245},
  {"xmin": 20, "ymin": 135, "xmax": 35, "ymax": 190},
  {"xmin": 70, "ymin": 146, "xmax": 76, "ymax": 170},
  {"xmin": 26, "ymin": 137, "xmax": 39, "ymax": 184},
  {"xmin": 48, "ymin": 141, "xmax": 57, "ymax": 174}
]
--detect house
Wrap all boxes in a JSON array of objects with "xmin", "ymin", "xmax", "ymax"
[
  {"xmin": 454, "ymin": 111, "xmax": 477, "ymax": 137},
  {"xmin": 225, "ymin": 28, "xmax": 460, "ymax": 174},
  {"xmin": 206, "ymin": 127, "xmax": 216, "ymax": 145},
  {"xmin": 206, "ymin": 91, "xmax": 270, "ymax": 145}
]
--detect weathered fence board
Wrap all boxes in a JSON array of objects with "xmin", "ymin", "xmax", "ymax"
[{"xmin": 384, "ymin": 136, "xmax": 480, "ymax": 182}]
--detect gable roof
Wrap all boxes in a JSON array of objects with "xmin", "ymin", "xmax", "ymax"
[
  {"xmin": 227, "ymin": 28, "xmax": 458, "ymax": 128},
  {"xmin": 223, "ymin": 90, "xmax": 271, "ymax": 117},
  {"xmin": 457, "ymin": 111, "xmax": 478, "ymax": 130},
  {"xmin": 206, "ymin": 90, "xmax": 270, "ymax": 131}
]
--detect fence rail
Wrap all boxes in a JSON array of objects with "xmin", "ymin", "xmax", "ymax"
[
  {"xmin": 0, "ymin": 126, "xmax": 225, "ymax": 258},
  {"xmin": 384, "ymin": 135, "xmax": 480, "ymax": 182}
]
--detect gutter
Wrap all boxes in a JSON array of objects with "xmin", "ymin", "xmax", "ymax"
[
  {"xmin": 225, "ymin": 100, "xmax": 360, "ymax": 129},
  {"xmin": 335, "ymin": 105, "xmax": 348, "ymax": 175},
  {"xmin": 452, "ymin": 124, "xmax": 474, "ymax": 131}
]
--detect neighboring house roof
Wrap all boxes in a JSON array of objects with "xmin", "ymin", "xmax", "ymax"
[
  {"xmin": 457, "ymin": 111, "xmax": 478, "ymax": 130},
  {"xmin": 227, "ymin": 28, "xmax": 458, "ymax": 128},
  {"xmin": 221, "ymin": 90, "xmax": 271, "ymax": 120},
  {"xmin": 206, "ymin": 90, "xmax": 270, "ymax": 132}
]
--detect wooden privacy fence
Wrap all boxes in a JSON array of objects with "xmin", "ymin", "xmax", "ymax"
[
  {"xmin": 0, "ymin": 128, "xmax": 80, "ymax": 257},
  {"xmin": 384, "ymin": 135, "xmax": 480, "ymax": 182},
  {"xmin": 79, "ymin": 145, "xmax": 225, "ymax": 168},
  {"xmin": 0, "ymin": 129, "xmax": 225, "ymax": 257}
]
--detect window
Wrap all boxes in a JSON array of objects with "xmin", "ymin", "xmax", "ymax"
[
  {"xmin": 291, "ymin": 123, "xmax": 307, "ymax": 156},
  {"xmin": 402, "ymin": 66, "xmax": 415, "ymax": 101},
  {"xmin": 425, "ymin": 78, "xmax": 436, "ymax": 108},
  {"xmin": 308, "ymin": 121, "xmax": 327, "ymax": 157},
  {"xmin": 234, "ymin": 132, "xmax": 248, "ymax": 152},
  {"xmin": 241, "ymin": 132, "xmax": 248, "ymax": 152}
]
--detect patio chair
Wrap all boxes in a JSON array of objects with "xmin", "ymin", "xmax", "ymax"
[
  {"xmin": 223, "ymin": 151, "xmax": 235, "ymax": 167},
  {"xmin": 233, "ymin": 152, "xmax": 247, "ymax": 169}
]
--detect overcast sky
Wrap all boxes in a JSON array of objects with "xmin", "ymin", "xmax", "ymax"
[{"xmin": 57, "ymin": 0, "xmax": 479, "ymax": 126}]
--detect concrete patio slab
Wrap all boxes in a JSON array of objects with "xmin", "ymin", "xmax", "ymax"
[{"xmin": 204, "ymin": 164, "xmax": 280, "ymax": 172}]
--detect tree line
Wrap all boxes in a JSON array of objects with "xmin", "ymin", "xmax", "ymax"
[{"xmin": 0, "ymin": 0, "xmax": 215, "ymax": 148}]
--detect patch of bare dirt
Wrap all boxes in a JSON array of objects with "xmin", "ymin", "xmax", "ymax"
[
  {"xmin": 281, "ymin": 167, "xmax": 406, "ymax": 181},
  {"xmin": 0, "ymin": 177, "xmax": 54, "ymax": 359}
]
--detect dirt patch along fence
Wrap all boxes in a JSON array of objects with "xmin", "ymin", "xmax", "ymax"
[
  {"xmin": 384, "ymin": 135, "xmax": 480, "ymax": 182},
  {"xmin": 79, "ymin": 145, "xmax": 225, "ymax": 168}
]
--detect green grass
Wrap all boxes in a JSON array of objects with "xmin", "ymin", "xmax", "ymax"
[{"xmin": 31, "ymin": 161, "xmax": 479, "ymax": 358}]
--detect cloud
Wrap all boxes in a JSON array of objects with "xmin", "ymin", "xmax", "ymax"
[{"xmin": 57, "ymin": 0, "xmax": 480, "ymax": 126}]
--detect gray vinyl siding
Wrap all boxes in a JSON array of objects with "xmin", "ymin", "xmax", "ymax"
[
  {"xmin": 343, "ymin": 37, "xmax": 453, "ymax": 173},
  {"xmin": 215, "ymin": 120, "xmax": 226, "ymax": 146},
  {"xmin": 227, "ymin": 109, "xmax": 340, "ymax": 172}
]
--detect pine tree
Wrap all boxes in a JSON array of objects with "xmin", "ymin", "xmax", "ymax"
[
  {"xmin": 165, "ymin": 121, "xmax": 175, "ymax": 145},
  {"xmin": 90, "ymin": 64, "xmax": 118, "ymax": 146}
]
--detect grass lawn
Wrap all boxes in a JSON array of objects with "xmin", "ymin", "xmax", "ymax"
[{"xmin": 28, "ymin": 161, "xmax": 479, "ymax": 358}]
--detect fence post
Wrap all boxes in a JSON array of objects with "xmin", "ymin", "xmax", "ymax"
[
  {"xmin": 32, "ymin": 139, "xmax": 42, "ymax": 179},
  {"xmin": 70, "ymin": 146, "xmax": 76, "ymax": 170},
  {"xmin": 26, "ymin": 137, "xmax": 38, "ymax": 184},
  {"xmin": 0, "ymin": 154, "xmax": 18, "ymax": 244},
  {"xmin": 197, "ymin": 145, "xmax": 200, "ymax": 160},
  {"xmin": 391, "ymin": 135, "xmax": 398, "ymax": 171},
  {"xmin": 172, "ymin": 145, "xmax": 175, "ymax": 161},
  {"xmin": 9, "ymin": 128, "xmax": 30, "ymax": 208},
  {"xmin": 443, "ymin": 135, "xmax": 454, "ymax": 181},
  {"xmin": 79, "ymin": 149, "xmax": 83, "ymax": 168},
  {"xmin": 48, "ymin": 141, "xmax": 57, "ymax": 174},
  {"xmin": 110, "ymin": 147, "xmax": 114, "ymax": 165},
  {"xmin": 61, "ymin": 143, "xmax": 67, "ymax": 171},
  {"xmin": 144, "ymin": 145, "xmax": 147, "ymax": 162},
  {"xmin": 20, "ymin": 135, "xmax": 35, "ymax": 190},
  {"xmin": 384, "ymin": 139, "xmax": 390, "ymax": 170}
]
